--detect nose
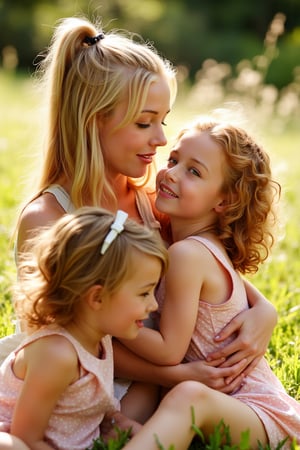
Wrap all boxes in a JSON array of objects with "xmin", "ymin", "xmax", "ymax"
[
  {"xmin": 147, "ymin": 294, "xmax": 158, "ymax": 313},
  {"xmin": 150, "ymin": 125, "xmax": 167, "ymax": 148},
  {"xmin": 164, "ymin": 165, "xmax": 178, "ymax": 182}
]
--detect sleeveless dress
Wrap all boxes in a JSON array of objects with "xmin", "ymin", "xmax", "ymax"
[
  {"xmin": 155, "ymin": 236, "xmax": 300, "ymax": 448},
  {"xmin": 0, "ymin": 184, "xmax": 161, "ymax": 397},
  {"xmin": 0, "ymin": 327, "xmax": 117, "ymax": 450}
]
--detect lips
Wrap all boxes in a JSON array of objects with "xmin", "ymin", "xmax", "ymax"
[
  {"xmin": 136, "ymin": 319, "xmax": 145, "ymax": 329},
  {"xmin": 159, "ymin": 182, "xmax": 178, "ymax": 198},
  {"xmin": 137, "ymin": 153, "xmax": 156, "ymax": 164}
]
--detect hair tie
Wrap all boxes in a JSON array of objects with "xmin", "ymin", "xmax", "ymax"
[
  {"xmin": 83, "ymin": 33, "xmax": 105, "ymax": 46},
  {"xmin": 100, "ymin": 210, "xmax": 128, "ymax": 255}
]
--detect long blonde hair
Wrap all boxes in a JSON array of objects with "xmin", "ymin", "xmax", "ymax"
[
  {"xmin": 15, "ymin": 207, "xmax": 168, "ymax": 328},
  {"xmin": 29, "ymin": 16, "xmax": 176, "ymax": 209}
]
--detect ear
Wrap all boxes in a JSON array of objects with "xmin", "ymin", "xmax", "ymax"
[
  {"xmin": 85, "ymin": 285, "xmax": 104, "ymax": 311},
  {"xmin": 214, "ymin": 197, "xmax": 228, "ymax": 213},
  {"xmin": 97, "ymin": 113, "xmax": 106, "ymax": 130}
]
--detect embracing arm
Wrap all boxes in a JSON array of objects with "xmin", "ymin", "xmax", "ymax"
[
  {"xmin": 113, "ymin": 339, "xmax": 245, "ymax": 394},
  {"xmin": 120, "ymin": 241, "xmax": 202, "ymax": 365},
  {"xmin": 208, "ymin": 278, "xmax": 277, "ymax": 375},
  {"xmin": 117, "ymin": 240, "xmax": 247, "ymax": 392}
]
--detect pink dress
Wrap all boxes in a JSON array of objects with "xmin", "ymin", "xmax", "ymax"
[
  {"xmin": 0, "ymin": 327, "xmax": 118, "ymax": 450},
  {"xmin": 156, "ymin": 236, "xmax": 300, "ymax": 448}
]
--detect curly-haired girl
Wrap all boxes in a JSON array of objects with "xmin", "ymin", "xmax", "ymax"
[{"xmin": 121, "ymin": 116, "xmax": 300, "ymax": 448}]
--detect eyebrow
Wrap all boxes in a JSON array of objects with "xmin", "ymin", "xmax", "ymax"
[
  {"xmin": 191, "ymin": 157, "xmax": 209, "ymax": 173},
  {"xmin": 141, "ymin": 109, "xmax": 171, "ymax": 115},
  {"xmin": 171, "ymin": 149, "xmax": 209, "ymax": 173},
  {"xmin": 140, "ymin": 281, "xmax": 158, "ymax": 289}
]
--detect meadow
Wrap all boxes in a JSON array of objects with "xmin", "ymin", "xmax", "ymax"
[{"xmin": 0, "ymin": 22, "xmax": 300, "ymax": 448}]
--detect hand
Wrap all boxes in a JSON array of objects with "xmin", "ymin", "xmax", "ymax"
[
  {"xmin": 180, "ymin": 357, "xmax": 246, "ymax": 394},
  {"xmin": 101, "ymin": 411, "xmax": 142, "ymax": 441},
  {"xmin": 207, "ymin": 302, "xmax": 277, "ymax": 375}
]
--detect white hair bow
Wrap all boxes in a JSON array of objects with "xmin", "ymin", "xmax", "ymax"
[{"xmin": 100, "ymin": 210, "xmax": 128, "ymax": 255}]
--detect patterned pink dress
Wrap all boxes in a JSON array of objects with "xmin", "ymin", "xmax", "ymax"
[
  {"xmin": 0, "ymin": 327, "xmax": 118, "ymax": 450},
  {"xmin": 155, "ymin": 236, "xmax": 300, "ymax": 448}
]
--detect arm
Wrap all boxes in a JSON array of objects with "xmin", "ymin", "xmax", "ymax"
[
  {"xmin": 120, "ymin": 241, "xmax": 202, "ymax": 365},
  {"xmin": 113, "ymin": 339, "xmax": 245, "ymax": 394},
  {"xmin": 208, "ymin": 278, "xmax": 277, "ymax": 375},
  {"xmin": 116, "ymin": 241, "xmax": 247, "ymax": 392},
  {"xmin": 11, "ymin": 335, "xmax": 78, "ymax": 450}
]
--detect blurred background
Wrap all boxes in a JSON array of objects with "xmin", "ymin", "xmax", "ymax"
[{"xmin": 1, "ymin": 0, "xmax": 300, "ymax": 88}]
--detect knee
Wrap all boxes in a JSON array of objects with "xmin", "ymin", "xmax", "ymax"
[
  {"xmin": 0, "ymin": 432, "xmax": 30, "ymax": 450},
  {"xmin": 163, "ymin": 380, "xmax": 209, "ymax": 408}
]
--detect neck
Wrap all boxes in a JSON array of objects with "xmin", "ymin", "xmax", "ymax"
[
  {"xmin": 110, "ymin": 174, "xmax": 129, "ymax": 196},
  {"xmin": 171, "ymin": 218, "xmax": 217, "ymax": 242},
  {"xmin": 109, "ymin": 176, "xmax": 144, "ymax": 223},
  {"xmin": 65, "ymin": 321, "xmax": 104, "ymax": 357}
]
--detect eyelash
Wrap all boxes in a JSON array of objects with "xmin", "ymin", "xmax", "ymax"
[
  {"xmin": 136, "ymin": 122, "xmax": 167, "ymax": 129},
  {"xmin": 167, "ymin": 157, "xmax": 201, "ymax": 177},
  {"xmin": 190, "ymin": 168, "xmax": 200, "ymax": 177}
]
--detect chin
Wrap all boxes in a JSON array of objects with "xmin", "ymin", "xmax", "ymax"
[
  {"xmin": 123, "ymin": 329, "xmax": 139, "ymax": 340},
  {"xmin": 155, "ymin": 200, "xmax": 169, "ymax": 214}
]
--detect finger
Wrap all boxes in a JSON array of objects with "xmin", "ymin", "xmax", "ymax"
[
  {"xmin": 220, "ymin": 373, "xmax": 245, "ymax": 394},
  {"xmin": 203, "ymin": 360, "xmax": 245, "ymax": 390},
  {"xmin": 207, "ymin": 341, "xmax": 243, "ymax": 362},
  {"xmin": 219, "ymin": 352, "xmax": 250, "ymax": 369},
  {"xmin": 214, "ymin": 315, "xmax": 242, "ymax": 342},
  {"xmin": 219, "ymin": 358, "xmax": 247, "ymax": 379},
  {"xmin": 242, "ymin": 356, "xmax": 261, "ymax": 376},
  {"xmin": 205, "ymin": 356, "xmax": 226, "ymax": 367}
]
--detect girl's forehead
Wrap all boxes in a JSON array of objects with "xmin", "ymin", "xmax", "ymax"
[{"xmin": 176, "ymin": 129, "xmax": 215, "ymax": 150}]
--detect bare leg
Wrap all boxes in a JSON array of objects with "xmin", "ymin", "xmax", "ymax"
[
  {"xmin": 0, "ymin": 432, "xmax": 30, "ymax": 450},
  {"xmin": 124, "ymin": 381, "xmax": 267, "ymax": 450},
  {"xmin": 121, "ymin": 381, "xmax": 160, "ymax": 423}
]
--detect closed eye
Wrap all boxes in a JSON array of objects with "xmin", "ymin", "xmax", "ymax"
[{"xmin": 136, "ymin": 123, "xmax": 150, "ymax": 129}]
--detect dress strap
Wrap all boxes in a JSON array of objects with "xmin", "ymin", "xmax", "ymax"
[{"xmin": 43, "ymin": 184, "xmax": 75, "ymax": 213}]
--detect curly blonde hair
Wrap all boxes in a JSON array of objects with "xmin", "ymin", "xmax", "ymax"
[
  {"xmin": 176, "ymin": 119, "xmax": 281, "ymax": 274},
  {"xmin": 15, "ymin": 207, "xmax": 168, "ymax": 328}
]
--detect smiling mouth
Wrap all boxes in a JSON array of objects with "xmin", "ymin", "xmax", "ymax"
[
  {"xmin": 159, "ymin": 183, "xmax": 178, "ymax": 198},
  {"xmin": 137, "ymin": 153, "xmax": 155, "ymax": 162},
  {"xmin": 136, "ymin": 319, "xmax": 145, "ymax": 328}
]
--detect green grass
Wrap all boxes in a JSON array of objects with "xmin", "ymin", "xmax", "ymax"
[{"xmin": 0, "ymin": 69, "xmax": 299, "ymax": 449}]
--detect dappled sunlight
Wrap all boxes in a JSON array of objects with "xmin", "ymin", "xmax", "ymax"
[{"xmin": 176, "ymin": 12, "xmax": 299, "ymax": 134}]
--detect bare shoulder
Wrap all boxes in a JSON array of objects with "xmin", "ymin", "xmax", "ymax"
[
  {"xmin": 168, "ymin": 239, "xmax": 220, "ymax": 276},
  {"xmin": 169, "ymin": 238, "xmax": 209, "ymax": 261},
  {"xmin": 15, "ymin": 333, "xmax": 79, "ymax": 383},
  {"xmin": 30, "ymin": 334, "xmax": 79, "ymax": 378},
  {"xmin": 17, "ymin": 193, "xmax": 65, "ymax": 252}
]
